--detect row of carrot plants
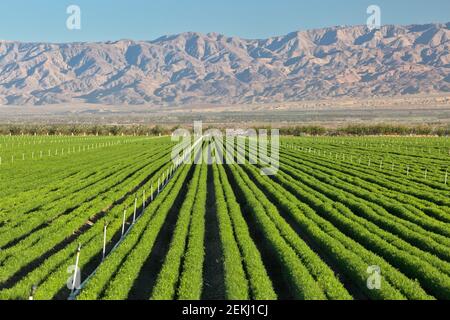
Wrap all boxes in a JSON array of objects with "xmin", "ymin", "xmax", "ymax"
[
  {"xmin": 0, "ymin": 144, "xmax": 171, "ymax": 248},
  {"xmin": 0, "ymin": 150, "xmax": 169, "ymax": 284},
  {"xmin": 278, "ymin": 152, "xmax": 450, "ymax": 246},
  {"xmin": 0, "ymin": 143, "xmax": 175, "ymax": 292},
  {"xmin": 73, "ymin": 162, "xmax": 190, "ymax": 300},
  {"xmin": 150, "ymin": 164, "xmax": 203, "ymax": 299},
  {"xmin": 257, "ymin": 163, "xmax": 450, "ymax": 299},
  {"xmin": 213, "ymin": 163, "xmax": 276, "ymax": 300},
  {"xmin": 226, "ymin": 163, "xmax": 352, "ymax": 300},
  {"xmin": 281, "ymin": 149, "xmax": 450, "ymax": 224},
  {"xmin": 0, "ymin": 151, "xmax": 180, "ymax": 299},
  {"xmin": 283, "ymin": 142, "xmax": 449, "ymax": 197},
  {"xmin": 238, "ymin": 160, "xmax": 433, "ymax": 299}
]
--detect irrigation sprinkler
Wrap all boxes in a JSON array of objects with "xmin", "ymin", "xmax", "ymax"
[
  {"xmin": 71, "ymin": 244, "xmax": 82, "ymax": 295},
  {"xmin": 29, "ymin": 285, "xmax": 37, "ymax": 301},
  {"xmin": 151, "ymin": 185, "xmax": 154, "ymax": 201},
  {"xmin": 424, "ymin": 168, "xmax": 428, "ymax": 180},
  {"xmin": 143, "ymin": 189, "xmax": 146, "ymax": 211},
  {"xmin": 121, "ymin": 209, "xmax": 127, "ymax": 237},
  {"xmin": 133, "ymin": 197, "xmax": 137, "ymax": 224},
  {"xmin": 406, "ymin": 165, "xmax": 410, "ymax": 177},
  {"xmin": 102, "ymin": 223, "xmax": 108, "ymax": 261},
  {"xmin": 445, "ymin": 169, "xmax": 448, "ymax": 185}
]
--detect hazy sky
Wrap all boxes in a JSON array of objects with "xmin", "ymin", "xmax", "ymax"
[{"xmin": 0, "ymin": 0, "xmax": 449, "ymax": 42}]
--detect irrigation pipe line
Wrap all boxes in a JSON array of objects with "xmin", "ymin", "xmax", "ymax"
[{"xmin": 68, "ymin": 136, "xmax": 203, "ymax": 300}]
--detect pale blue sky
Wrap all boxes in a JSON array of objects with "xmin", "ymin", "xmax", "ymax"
[{"xmin": 0, "ymin": 0, "xmax": 449, "ymax": 42}]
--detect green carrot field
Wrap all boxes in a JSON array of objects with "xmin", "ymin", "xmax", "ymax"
[{"xmin": 0, "ymin": 135, "xmax": 449, "ymax": 300}]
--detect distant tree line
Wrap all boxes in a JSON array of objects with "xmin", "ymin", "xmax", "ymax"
[
  {"xmin": 334, "ymin": 124, "xmax": 450, "ymax": 136},
  {"xmin": 0, "ymin": 124, "xmax": 174, "ymax": 136},
  {"xmin": 279, "ymin": 124, "xmax": 450, "ymax": 137},
  {"xmin": 0, "ymin": 123, "xmax": 448, "ymax": 136}
]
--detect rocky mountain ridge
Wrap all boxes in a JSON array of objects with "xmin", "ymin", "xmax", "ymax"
[{"xmin": 0, "ymin": 22, "xmax": 449, "ymax": 105}]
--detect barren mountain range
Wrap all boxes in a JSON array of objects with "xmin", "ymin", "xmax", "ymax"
[{"xmin": 0, "ymin": 22, "xmax": 449, "ymax": 106}]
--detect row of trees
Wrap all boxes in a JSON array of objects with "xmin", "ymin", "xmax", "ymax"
[
  {"xmin": 279, "ymin": 124, "xmax": 450, "ymax": 137},
  {"xmin": 0, "ymin": 124, "xmax": 174, "ymax": 136},
  {"xmin": 334, "ymin": 124, "xmax": 450, "ymax": 136},
  {"xmin": 0, "ymin": 124, "xmax": 448, "ymax": 136}
]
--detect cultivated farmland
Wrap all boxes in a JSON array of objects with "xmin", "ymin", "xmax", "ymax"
[{"xmin": 0, "ymin": 135, "xmax": 449, "ymax": 300}]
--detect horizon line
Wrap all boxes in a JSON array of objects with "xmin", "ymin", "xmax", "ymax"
[{"xmin": 0, "ymin": 20, "xmax": 448, "ymax": 45}]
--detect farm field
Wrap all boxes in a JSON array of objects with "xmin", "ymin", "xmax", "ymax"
[{"xmin": 0, "ymin": 135, "xmax": 449, "ymax": 300}]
